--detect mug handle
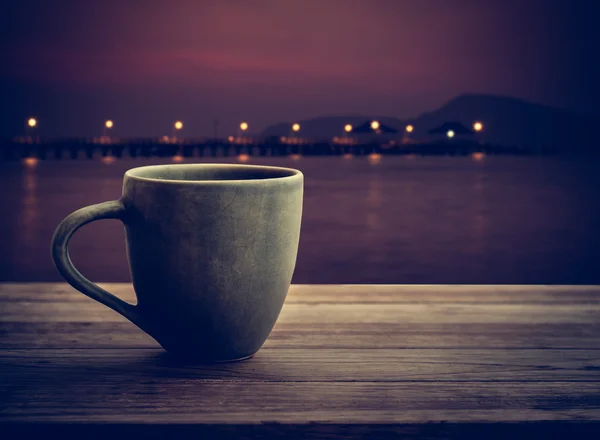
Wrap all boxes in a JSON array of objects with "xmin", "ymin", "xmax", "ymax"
[{"xmin": 51, "ymin": 200, "xmax": 146, "ymax": 331}]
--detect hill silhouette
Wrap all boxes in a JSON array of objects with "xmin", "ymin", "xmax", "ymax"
[{"xmin": 261, "ymin": 94, "xmax": 597, "ymax": 152}]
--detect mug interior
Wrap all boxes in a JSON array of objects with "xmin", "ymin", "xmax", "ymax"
[{"xmin": 125, "ymin": 164, "xmax": 300, "ymax": 182}]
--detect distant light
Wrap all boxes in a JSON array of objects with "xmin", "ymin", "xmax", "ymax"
[
  {"xmin": 289, "ymin": 153, "xmax": 301, "ymax": 161},
  {"xmin": 172, "ymin": 154, "xmax": 184, "ymax": 163},
  {"xmin": 370, "ymin": 120, "xmax": 380, "ymax": 131},
  {"xmin": 174, "ymin": 121, "xmax": 183, "ymax": 130},
  {"xmin": 240, "ymin": 122, "xmax": 248, "ymax": 131},
  {"xmin": 22, "ymin": 156, "xmax": 39, "ymax": 168},
  {"xmin": 446, "ymin": 130, "xmax": 455, "ymax": 139},
  {"xmin": 405, "ymin": 124, "xmax": 414, "ymax": 133},
  {"xmin": 280, "ymin": 136, "xmax": 287, "ymax": 143},
  {"xmin": 344, "ymin": 124, "xmax": 353, "ymax": 133},
  {"xmin": 343, "ymin": 153, "xmax": 353, "ymax": 160},
  {"xmin": 238, "ymin": 153, "xmax": 250, "ymax": 163},
  {"xmin": 27, "ymin": 118, "xmax": 37, "ymax": 128},
  {"xmin": 105, "ymin": 120, "xmax": 114, "ymax": 129},
  {"xmin": 473, "ymin": 121, "xmax": 483, "ymax": 132},
  {"xmin": 292, "ymin": 123, "xmax": 300, "ymax": 132},
  {"xmin": 228, "ymin": 135, "xmax": 234, "ymax": 142}
]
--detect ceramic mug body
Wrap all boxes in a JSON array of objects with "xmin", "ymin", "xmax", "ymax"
[{"xmin": 51, "ymin": 164, "xmax": 303, "ymax": 361}]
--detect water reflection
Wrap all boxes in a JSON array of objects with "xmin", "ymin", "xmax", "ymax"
[
  {"xmin": 2, "ymin": 156, "xmax": 599, "ymax": 284},
  {"xmin": 289, "ymin": 154, "xmax": 301, "ymax": 161},
  {"xmin": 101, "ymin": 155, "xmax": 116, "ymax": 165},
  {"xmin": 22, "ymin": 157, "xmax": 39, "ymax": 168},
  {"xmin": 365, "ymin": 176, "xmax": 383, "ymax": 263},
  {"xmin": 470, "ymin": 172, "xmax": 487, "ymax": 254},
  {"xmin": 237, "ymin": 153, "xmax": 250, "ymax": 163},
  {"xmin": 368, "ymin": 153, "xmax": 382, "ymax": 165},
  {"xmin": 20, "ymin": 166, "xmax": 39, "ymax": 250}
]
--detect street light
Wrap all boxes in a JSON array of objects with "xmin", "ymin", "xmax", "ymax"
[
  {"xmin": 344, "ymin": 124, "xmax": 353, "ymax": 133},
  {"xmin": 172, "ymin": 121, "xmax": 184, "ymax": 144},
  {"xmin": 240, "ymin": 122, "xmax": 248, "ymax": 131},
  {"xmin": 370, "ymin": 120, "xmax": 380, "ymax": 131},
  {"xmin": 446, "ymin": 130, "xmax": 455, "ymax": 139},
  {"xmin": 26, "ymin": 118, "xmax": 38, "ymax": 144},
  {"xmin": 292, "ymin": 123, "xmax": 300, "ymax": 132},
  {"xmin": 102, "ymin": 120, "xmax": 114, "ymax": 143},
  {"xmin": 405, "ymin": 125, "xmax": 414, "ymax": 133},
  {"xmin": 473, "ymin": 121, "xmax": 483, "ymax": 132}
]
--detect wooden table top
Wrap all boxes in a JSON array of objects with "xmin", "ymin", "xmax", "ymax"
[{"xmin": 1, "ymin": 283, "xmax": 599, "ymax": 439}]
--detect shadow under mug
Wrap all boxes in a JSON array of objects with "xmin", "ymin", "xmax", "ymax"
[{"xmin": 51, "ymin": 163, "xmax": 304, "ymax": 362}]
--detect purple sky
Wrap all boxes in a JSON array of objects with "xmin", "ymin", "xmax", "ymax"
[{"xmin": 1, "ymin": 0, "xmax": 597, "ymax": 137}]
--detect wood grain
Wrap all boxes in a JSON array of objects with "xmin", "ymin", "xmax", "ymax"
[
  {"xmin": 2, "ymin": 284, "xmax": 598, "ymax": 350},
  {"xmin": 2, "ymin": 381, "xmax": 600, "ymax": 423},
  {"xmin": 1, "ymin": 283, "xmax": 599, "ymax": 437},
  {"xmin": 2, "ymin": 348, "xmax": 600, "ymax": 381},
  {"xmin": 3, "ymin": 321, "xmax": 599, "ymax": 349},
  {"xmin": 0, "ymin": 421, "xmax": 600, "ymax": 440},
  {"xmin": 4, "ymin": 301, "xmax": 598, "ymax": 324},
  {"xmin": 2, "ymin": 422, "xmax": 600, "ymax": 440},
  {"xmin": 2, "ymin": 283, "xmax": 600, "ymax": 304}
]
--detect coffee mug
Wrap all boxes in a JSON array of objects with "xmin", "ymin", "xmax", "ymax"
[{"xmin": 51, "ymin": 163, "xmax": 303, "ymax": 361}]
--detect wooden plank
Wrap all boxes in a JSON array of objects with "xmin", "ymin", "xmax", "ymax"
[
  {"xmin": 2, "ymin": 349, "xmax": 600, "ymax": 382},
  {"xmin": 1, "ymin": 284, "xmax": 599, "ymax": 350},
  {"xmin": 2, "ymin": 421, "xmax": 600, "ymax": 440},
  {"xmin": 1, "ymin": 322, "xmax": 599, "ymax": 350},
  {"xmin": 2, "ymin": 283, "xmax": 600, "ymax": 304},
  {"xmin": 1, "ymin": 380, "xmax": 599, "ymax": 423},
  {"xmin": 3, "ymin": 301, "xmax": 599, "ymax": 325},
  {"xmin": 1, "ymin": 283, "xmax": 599, "ymax": 433}
]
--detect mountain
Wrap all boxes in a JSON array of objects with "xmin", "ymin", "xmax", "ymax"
[
  {"xmin": 408, "ymin": 94, "xmax": 597, "ymax": 152},
  {"xmin": 260, "ymin": 94, "xmax": 598, "ymax": 152}
]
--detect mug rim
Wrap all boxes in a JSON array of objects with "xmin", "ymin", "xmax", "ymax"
[{"xmin": 125, "ymin": 163, "xmax": 303, "ymax": 185}]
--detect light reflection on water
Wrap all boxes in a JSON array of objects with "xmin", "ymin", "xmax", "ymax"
[
  {"xmin": 367, "ymin": 153, "xmax": 382, "ymax": 165},
  {"xmin": 1, "ymin": 156, "xmax": 599, "ymax": 284},
  {"xmin": 22, "ymin": 157, "xmax": 39, "ymax": 168},
  {"xmin": 20, "ymin": 167, "xmax": 39, "ymax": 251},
  {"xmin": 470, "ymin": 172, "xmax": 487, "ymax": 255},
  {"xmin": 101, "ymin": 155, "xmax": 116, "ymax": 165},
  {"xmin": 365, "ymin": 176, "xmax": 383, "ymax": 264}
]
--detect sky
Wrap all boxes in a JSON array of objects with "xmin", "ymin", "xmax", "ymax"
[{"xmin": 1, "ymin": 0, "xmax": 597, "ymax": 137}]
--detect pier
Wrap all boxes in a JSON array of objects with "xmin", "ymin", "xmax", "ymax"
[{"xmin": 0, "ymin": 138, "xmax": 550, "ymax": 162}]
